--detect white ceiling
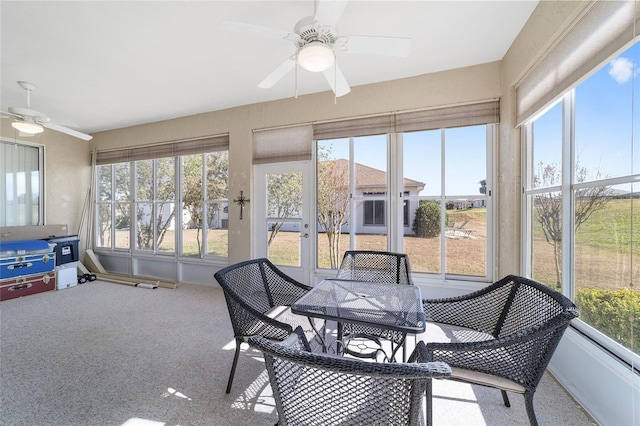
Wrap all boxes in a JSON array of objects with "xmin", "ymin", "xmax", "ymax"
[{"xmin": 1, "ymin": 1, "xmax": 538, "ymax": 135}]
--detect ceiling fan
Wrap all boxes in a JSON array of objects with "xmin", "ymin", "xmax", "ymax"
[
  {"xmin": 1, "ymin": 81, "xmax": 93, "ymax": 141},
  {"xmin": 220, "ymin": 0, "xmax": 411, "ymax": 98}
]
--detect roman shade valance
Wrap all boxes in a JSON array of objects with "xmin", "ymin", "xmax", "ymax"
[
  {"xmin": 95, "ymin": 134, "xmax": 229, "ymax": 165},
  {"xmin": 313, "ymin": 99, "xmax": 500, "ymax": 140},
  {"xmin": 516, "ymin": 0, "xmax": 640, "ymax": 125},
  {"xmin": 253, "ymin": 124, "xmax": 313, "ymax": 164},
  {"xmin": 313, "ymin": 114, "xmax": 395, "ymax": 140},
  {"xmin": 395, "ymin": 101, "xmax": 500, "ymax": 133}
]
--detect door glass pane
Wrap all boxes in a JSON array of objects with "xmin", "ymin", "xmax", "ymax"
[
  {"xmin": 444, "ymin": 126, "xmax": 486, "ymax": 277},
  {"xmin": 266, "ymin": 172, "xmax": 302, "ymax": 267},
  {"xmin": 403, "ymin": 130, "xmax": 440, "ymax": 274}
]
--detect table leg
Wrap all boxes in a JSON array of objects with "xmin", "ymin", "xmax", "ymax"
[
  {"xmin": 306, "ymin": 316, "xmax": 328, "ymax": 352},
  {"xmin": 389, "ymin": 332, "xmax": 408, "ymax": 362},
  {"xmin": 336, "ymin": 322, "xmax": 344, "ymax": 355}
]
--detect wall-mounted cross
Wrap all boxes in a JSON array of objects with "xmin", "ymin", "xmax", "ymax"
[{"xmin": 233, "ymin": 191, "xmax": 250, "ymax": 220}]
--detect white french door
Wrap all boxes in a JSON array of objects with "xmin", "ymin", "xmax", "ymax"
[{"xmin": 253, "ymin": 161, "xmax": 314, "ymax": 283}]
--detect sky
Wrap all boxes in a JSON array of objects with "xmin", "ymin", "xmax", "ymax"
[{"xmin": 533, "ymin": 41, "xmax": 639, "ymax": 191}]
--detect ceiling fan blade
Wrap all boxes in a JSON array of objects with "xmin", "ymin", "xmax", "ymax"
[
  {"xmin": 314, "ymin": 0, "xmax": 349, "ymax": 27},
  {"xmin": 42, "ymin": 122, "xmax": 92, "ymax": 141},
  {"xmin": 48, "ymin": 117, "xmax": 81, "ymax": 128},
  {"xmin": 336, "ymin": 35, "xmax": 411, "ymax": 57},
  {"xmin": 1, "ymin": 110, "xmax": 21, "ymax": 119},
  {"xmin": 219, "ymin": 20, "xmax": 299, "ymax": 43},
  {"xmin": 258, "ymin": 58, "xmax": 296, "ymax": 89},
  {"xmin": 323, "ymin": 63, "xmax": 351, "ymax": 97}
]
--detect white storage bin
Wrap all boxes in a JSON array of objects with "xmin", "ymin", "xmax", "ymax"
[{"xmin": 56, "ymin": 262, "xmax": 78, "ymax": 290}]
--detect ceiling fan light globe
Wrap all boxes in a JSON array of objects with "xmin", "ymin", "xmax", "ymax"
[
  {"xmin": 12, "ymin": 121, "xmax": 44, "ymax": 134},
  {"xmin": 298, "ymin": 42, "xmax": 335, "ymax": 72}
]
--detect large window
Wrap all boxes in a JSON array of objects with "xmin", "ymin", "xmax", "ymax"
[
  {"xmin": 94, "ymin": 137, "xmax": 229, "ymax": 259},
  {"xmin": 404, "ymin": 126, "xmax": 489, "ymax": 277},
  {"xmin": 1, "ymin": 140, "xmax": 43, "ymax": 226},
  {"xmin": 316, "ymin": 113, "xmax": 494, "ymax": 280},
  {"xmin": 522, "ymin": 41, "xmax": 639, "ymax": 359}
]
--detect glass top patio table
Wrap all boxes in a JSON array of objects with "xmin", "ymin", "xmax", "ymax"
[{"xmin": 291, "ymin": 279, "xmax": 426, "ymax": 358}]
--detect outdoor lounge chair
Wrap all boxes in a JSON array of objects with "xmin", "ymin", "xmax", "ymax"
[
  {"xmin": 336, "ymin": 250, "xmax": 413, "ymax": 359},
  {"xmin": 418, "ymin": 275, "xmax": 579, "ymax": 426},
  {"xmin": 249, "ymin": 326, "xmax": 451, "ymax": 426},
  {"xmin": 214, "ymin": 258, "xmax": 317, "ymax": 393},
  {"xmin": 445, "ymin": 219, "xmax": 472, "ymax": 237}
]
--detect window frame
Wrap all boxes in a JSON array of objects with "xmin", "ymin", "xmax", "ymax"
[
  {"xmin": 93, "ymin": 149, "xmax": 229, "ymax": 262},
  {"xmin": 0, "ymin": 138, "xmax": 45, "ymax": 227},
  {"xmin": 315, "ymin": 121, "xmax": 495, "ymax": 283},
  {"xmin": 363, "ymin": 194, "xmax": 386, "ymax": 226},
  {"xmin": 521, "ymin": 71, "xmax": 640, "ymax": 368}
]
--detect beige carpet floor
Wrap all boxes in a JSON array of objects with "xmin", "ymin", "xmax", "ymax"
[{"xmin": 0, "ymin": 280, "xmax": 596, "ymax": 426}]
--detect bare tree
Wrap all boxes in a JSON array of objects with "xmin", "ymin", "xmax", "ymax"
[
  {"xmin": 534, "ymin": 162, "xmax": 612, "ymax": 288},
  {"xmin": 317, "ymin": 158, "xmax": 351, "ymax": 268}
]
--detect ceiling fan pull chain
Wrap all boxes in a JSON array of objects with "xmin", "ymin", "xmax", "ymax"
[
  {"xmin": 295, "ymin": 61, "xmax": 299, "ymax": 99},
  {"xmin": 334, "ymin": 63, "xmax": 337, "ymax": 104}
]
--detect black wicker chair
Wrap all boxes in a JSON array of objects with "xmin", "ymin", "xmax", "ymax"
[
  {"xmin": 419, "ymin": 274, "xmax": 579, "ymax": 426},
  {"xmin": 336, "ymin": 250, "xmax": 413, "ymax": 359},
  {"xmin": 336, "ymin": 250, "xmax": 413, "ymax": 284},
  {"xmin": 214, "ymin": 258, "xmax": 316, "ymax": 394},
  {"xmin": 249, "ymin": 326, "xmax": 451, "ymax": 426}
]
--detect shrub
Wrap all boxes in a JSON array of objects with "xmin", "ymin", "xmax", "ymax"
[
  {"xmin": 412, "ymin": 200, "xmax": 444, "ymax": 238},
  {"xmin": 575, "ymin": 287, "xmax": 640, "ymax": 354}
]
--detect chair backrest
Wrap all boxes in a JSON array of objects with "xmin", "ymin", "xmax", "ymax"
[
  {"xmin": 494, "ymin": 275, "xmax": 579, "ymax": 338},
  {"xmin": 249, "ymin": 327, "xmax": 451, "ymax": 426},
  {"xmin": 214, "ymin": 258, "xmax": 311, "ymax": 339},
  {"xmin": 492, "ymin": 276, "xmax": 579, "ymax": 386},
  {"xmin": 423, "ymin": 275, "xmax": 578, "ymax": 393},
  {"xmin": 424, "ymin": 275, "xmax": 578, "ymax": 338},
  {"xmin": 336, "ymin": 250, "xmax": 413, "ymax": 284}
]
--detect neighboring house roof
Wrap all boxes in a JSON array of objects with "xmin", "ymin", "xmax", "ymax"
[{"xmin": 322, "ymin": 158, "xmax": 425, "ymax": 192}]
